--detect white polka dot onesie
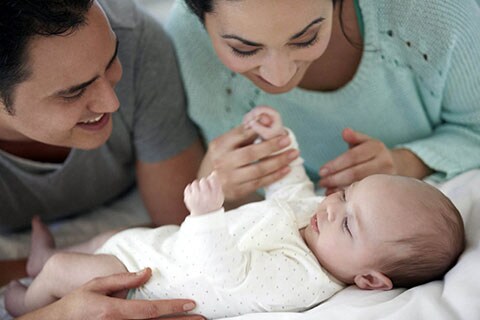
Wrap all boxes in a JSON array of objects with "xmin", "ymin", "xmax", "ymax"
[{"xmin": 96, "ymin": 129, "xmax": 344, "ymax": 318}]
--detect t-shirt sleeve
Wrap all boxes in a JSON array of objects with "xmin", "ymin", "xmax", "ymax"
[{"xmin": 131, "ymin": 8, "xmax": 199, "ymax": 163}]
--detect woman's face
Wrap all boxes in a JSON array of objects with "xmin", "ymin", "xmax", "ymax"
[{"xmin": 205, "ymin": 0, "xmax": 334, "ymax": 94}]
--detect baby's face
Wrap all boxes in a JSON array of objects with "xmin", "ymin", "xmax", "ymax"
[{"xmin": 303, "ymin": 175, "xmax": 428, "ymax": 283}]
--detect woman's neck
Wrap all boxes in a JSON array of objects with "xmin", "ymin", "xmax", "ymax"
[{"xmin": 299, "ymin": 0, "xmax": 363, "ymax": 91}]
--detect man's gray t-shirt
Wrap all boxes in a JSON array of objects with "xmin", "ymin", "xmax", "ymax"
[{"xmin": 0, "ymin": 0, "xmax": 198, "ymax": 231}]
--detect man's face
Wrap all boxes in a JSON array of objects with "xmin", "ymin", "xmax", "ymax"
[{"xmin": 0, "ymin": 1, "xmax": 122, "ymax": 150}]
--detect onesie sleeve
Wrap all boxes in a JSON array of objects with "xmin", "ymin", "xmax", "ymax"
[
  {"xmin": 174, "ymin": 210, "xmax": 249, "ymax": 288},
  {"xmin": 264, "ymin": 129, "xmax": 316, "ymax": 200}
]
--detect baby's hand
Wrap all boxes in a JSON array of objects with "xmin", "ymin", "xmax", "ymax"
[
  {"xmin": 184, "ymin": 172, "xmax": 225, "ymax": 216},
  {"xmin": 243, "ymin": 105, "xmax": 286, "ymax": 140}
]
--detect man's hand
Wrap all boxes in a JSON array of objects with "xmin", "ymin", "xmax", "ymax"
[{"xmin": 17, "ymin": 268, "xmax": 203, "ymax": 320}]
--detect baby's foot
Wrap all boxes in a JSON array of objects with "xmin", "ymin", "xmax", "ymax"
[
  {"xmin": 4, "ymin": 280, "xmax": 28, "ymax": 317},
  {"xmin": 26, "ymin": 216, "xmax": 55, "ymax": 277},
  {"xmin": 184, "ymin": 172, "xmax": 225, "ymax": 216}
]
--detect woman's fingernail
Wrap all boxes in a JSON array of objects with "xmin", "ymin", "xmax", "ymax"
[
  {"xmin": 320, "ymin": 168, "xmax": 329, "ymax": 176},
  {"xmin": 279, "ymin": 136, "xmax": 290, "ymax": 147},
  {"xmin": 183, "ymin": 302, "xmax": 196, "ymax": 311},
  {"xmin": 288, "ymin": 150, "xmax": 299, "ymax": 159}
]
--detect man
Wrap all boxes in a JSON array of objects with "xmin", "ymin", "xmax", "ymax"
[
  {"xmin": 0, "ymin": 0, "xmax": 204, "ymax": 317},
  {"xmin": 0, "ymin": 0, "xmax": 203, "ymax": 230}
]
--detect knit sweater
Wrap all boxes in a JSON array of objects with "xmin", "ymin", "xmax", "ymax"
[{"xmin": 166, "ymin": 0, "xmax": 480, "ymax": 184}]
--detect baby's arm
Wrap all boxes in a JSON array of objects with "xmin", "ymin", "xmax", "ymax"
[
  {"xmin": 184, "ymin": 172, "xmax": 225, "ymax": 216},
  {"xmin": 244, "ymin": 106, "xmax": 314, "ymax": 200}
]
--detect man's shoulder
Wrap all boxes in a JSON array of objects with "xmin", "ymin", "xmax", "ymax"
[{"xmin": 98, "ymin": 0, "xmax": 141, "ymax": 30}]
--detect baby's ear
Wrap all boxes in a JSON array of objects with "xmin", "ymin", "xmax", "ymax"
[{"xmin": 354, "ymin": 271, "xmax": 393, "ymax": 290}]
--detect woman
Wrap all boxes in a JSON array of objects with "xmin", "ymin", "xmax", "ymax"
[{"xmin": 166, "ymin": 0, "xmax": 480, "ymax": 200}]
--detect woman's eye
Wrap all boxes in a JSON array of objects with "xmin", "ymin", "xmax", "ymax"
[
  {"xmin": 230, "ymin": 46, "xmax": 261, "ymax": 57},
  {"xmin": 291, "ymin": 33, "xmax": 319, "ymax": 48}
]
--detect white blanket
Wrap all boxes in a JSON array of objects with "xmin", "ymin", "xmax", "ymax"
[{"xmin": 1, "ymin": 170, "xmax": 479, "ymax": 320}]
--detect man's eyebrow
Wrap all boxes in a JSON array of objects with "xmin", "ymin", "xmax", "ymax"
[
  {"xmin": 221, "ymin": 17, "xmax": 325, "ymax": 47},
  {"xmin": 56, "ymin": 77, "xmax": 99, "ymax": 96},
  {"xmin": 56, "ymin": 38, "xmax": 119, "ymax": 96}
]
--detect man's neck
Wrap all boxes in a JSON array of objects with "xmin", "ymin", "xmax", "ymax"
[{"xmin": 0, "ymin": 140, "xmax": 71, "ymax": 163}]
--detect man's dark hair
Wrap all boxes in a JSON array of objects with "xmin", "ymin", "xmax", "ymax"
[{"xmin": 0, "ymin": 0, "xmax": 94, "ymax": 113}]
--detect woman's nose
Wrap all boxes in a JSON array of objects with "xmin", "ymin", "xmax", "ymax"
[{"xmin": 259, "ymin": 52, "xmax": 297, "ymax": 87}]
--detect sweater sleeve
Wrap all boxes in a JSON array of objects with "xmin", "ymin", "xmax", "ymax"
[{"xmin": 398, "ymin": 1, "xmax": 480, "ymax": 180}]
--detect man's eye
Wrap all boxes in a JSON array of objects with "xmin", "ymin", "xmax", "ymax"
[{"xmin": 62, "ymin": 89, "xmax": 86, "ymax": 101}]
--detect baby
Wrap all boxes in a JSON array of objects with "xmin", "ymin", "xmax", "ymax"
[{"xmin": 6, "ymin": 106, "xmax": 465, "ymax": 318}]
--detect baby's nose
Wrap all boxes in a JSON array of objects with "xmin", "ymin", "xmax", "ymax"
[{"xmin": 327, "ymin": 209, "xmax": 335, "ymax": 222}]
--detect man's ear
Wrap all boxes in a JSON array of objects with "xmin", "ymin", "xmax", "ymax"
[{"xmin": 354, "ymin": 271, "xmax": 393, "ymax": 290}]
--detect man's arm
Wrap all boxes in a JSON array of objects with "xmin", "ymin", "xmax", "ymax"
[{"xmin": 136, "ymin": 139, "xmax": 204, "ymax": 226}]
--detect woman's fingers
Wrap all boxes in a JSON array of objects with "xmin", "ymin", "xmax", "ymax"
[
  {"xmin": 320, "ymin": 140, "xmax": 385, "ymax": 177},
  {"xmin": 224, "ymin": 166, "xmax": 292, "ymax": 200},
  {"xmin": 217, "ymin": 149, "xmax": 298, "ymax": 199},
  {"xmin": 208, "ymin": 125, "xmax": 257, "ymax": 153},
  {"xmin": 215, "ymin": 135, "xmax": 291, "ymax": 171},
  {"xmin": 320, "ymin": 160, "xmax": 381, "ymax": 189}
]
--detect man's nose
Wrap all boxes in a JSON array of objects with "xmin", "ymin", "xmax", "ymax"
[{"xmin": 89, "ymin": 78, "xmax": 120, "ymax": 113}]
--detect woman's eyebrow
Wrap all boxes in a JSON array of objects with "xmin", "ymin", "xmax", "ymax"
[
  {"xmin": 289, "ymin": 17, "xmax": 325, "ymax": 40},
  {"xmin": 221, "ymin": 16, "xmax": 325, "ymax": 47},
  {"xmin": 221, "ymin": 34, "xmax": 262, "ymax": 47}
]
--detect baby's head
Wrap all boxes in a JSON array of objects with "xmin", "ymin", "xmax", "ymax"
[{"xmin": 302, "ymin": 174, "xmax": 465, "ymax": 290}]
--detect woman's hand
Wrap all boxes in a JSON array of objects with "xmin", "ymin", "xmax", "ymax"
[
  {"xmin": 319, "ymin": 128, "xmax": 432, "ymax": 195},
  {"xmin": 18, "ymin": 268, "xmax": 203, "ymax": 320},
  {"xmin": 198, "ymin": 125, "xmax": 299, "ymax": 203}
]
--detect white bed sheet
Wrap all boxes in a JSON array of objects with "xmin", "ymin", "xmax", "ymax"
[{"xmin": 1, "ymin": 170, "xmax": 479, "ymax": 320}]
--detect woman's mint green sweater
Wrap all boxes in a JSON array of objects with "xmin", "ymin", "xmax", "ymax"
[{"xmin": 166, "ymin": 0, "xmax": 480, "ymax": 184}]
